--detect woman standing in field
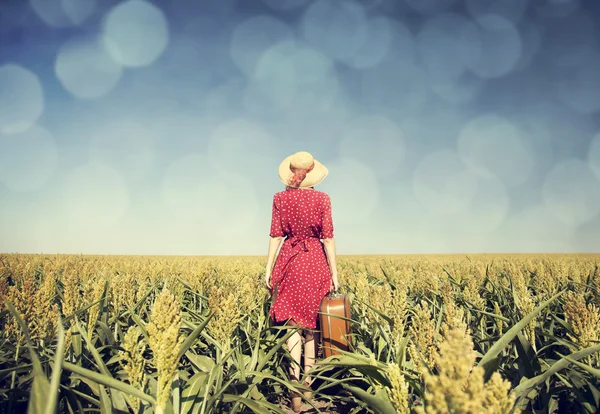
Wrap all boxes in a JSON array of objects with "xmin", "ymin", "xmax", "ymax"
[{"xmin": 264, "ymin": 151, "xmax": 339, "ymax": 412}]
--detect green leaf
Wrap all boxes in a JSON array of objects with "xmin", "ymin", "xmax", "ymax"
[
  {"xmin": 71, "ymin": 323, "xmax": 82, "ymax": 360},
  {"xmin": 100, "ymin": 280, "xmax": 110, "ymax": 327},
  {"xmin": 99, "ymin": 386, "xmax": 112, "ymax": 414},
  {"xmin": 244, "ymin": 371, "xmax": 309, "ymax": 394},
  {"xmin": 221, "ymin": 395, "xmax": 288, "ymax": 414},
  {"xmin": 74, "ymin": 319, "xmax": 110, "ymax": 375},
  {"xmin": 469, "ymin": 307, "xmax": 510, "ymax": 322},
  {"xmin": 180, "ymin": 372, "xmax": 208, "ymax": 414},
  {"xmin": 341, "ymin": 383, "xmax": 396, "ymax": 414},
  {"xmin": 172, "ymin": 371, "xmax": 181, "ymax": 414},
  {"xmin": 317, "ymin": 357, "xmax": 391, "ymax": 388},
  {"xmin": 513, "ymin": 331, "xmax": 539, "ymax": 380},
  {"xmin": 177, "ymin": 312, "xmax": 214, "ymax": 361},
  {"xmin": 512, "ymin": 343, "xmax": 600, "ymax": 404},
  {"xmin": 187, "ymin": 354, "xmax": 215, "ymax": 373},
  {"xmin": 247, "ymin": 317, "xmax": 264, "ymax": 373},
  {"xmin": 564, "ymin": 356, "xmax": 600, "ymax": 378},
  {"xmin": 4, "ymin": 300, "xmax": 50, "ymax": 414},
  {"xmin": 60, "ymin": 384, "xmax": 100, "ymax": 406},
  {"xmin": 46, "ymin": 318, "xmax": 66, "ymax": 414},
  {"xmin": 478, "ymin": 289, "xmax": 564, "ymax": 375},
  {"xmin": 62, "ymin": 361, "xmax": 156, "ymax": 405},
  {"xmin": 128, "ymin": 311, "xmax": 150, "ymax": 344},
  {"xmin": 69, "ymin": 373, "xmax": 100, "ymax": 396},
  {"xmin": 256, "ymin": 327, "xmax": 301, "ymax": 372},
  {"xmin": 4, "ymin": 301, "xmax": 44, "ymax": 375},
  {"xmin": 74, "ymin": 319, "xmax": 129, "ymax": 412},
  {"xmin": 28, "ymin": 371, "xmax": 51, "ymax": 414},
  {"xmin": 95, "ymin": 321, "xmax": 115, "ymax": 346},
  {"xmin": 352, "ymin": 299, "xmax": 392, "ymax": 325},
  {"xmin": 0, "ymin": 363, "xmax": 34, "ymax": 378},
  {"xmin": 63, "ymin": 297, "xmax": 104, "ymax": 324}
]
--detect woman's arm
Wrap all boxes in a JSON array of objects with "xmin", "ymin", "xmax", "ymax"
[
  {"xmin": 320, "ymin": 194, "xmax": 338, "ymax": 291},
  {"xmin": 266, "ymin": 193, "xmax": 284, "ymax": 289},
  {"xmin": 265, "ymin": 236, "xmax": 283, "ymax": 288},
  {"xmin": 266, "ymin": 236, "xmax": 283, "ymax": 271},
  {"xmin": 323, "ymin": 238, "xmax": 339, "ymax": 291}
]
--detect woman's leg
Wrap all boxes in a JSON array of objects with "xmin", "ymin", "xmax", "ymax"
[
  {"xmin": 303, "ymin": 329, "xmax": 319, "ymax": 384},
  {"xmin": 286, "ymin": 319, "xmax": 302, "ymax": 382},
  {"xmin": 285, "ymin": 319, "xmax": 303, "ymax": 412}
]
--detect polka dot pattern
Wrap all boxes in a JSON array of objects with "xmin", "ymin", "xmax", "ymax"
[{"xmin": 269, "ymin": 188, "xmax": 334, "ymax": 329}]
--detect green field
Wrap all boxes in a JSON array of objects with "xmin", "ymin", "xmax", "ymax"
[{"xmin": 1, "ymin": 253, "xmax": 599, "ymax": 413}]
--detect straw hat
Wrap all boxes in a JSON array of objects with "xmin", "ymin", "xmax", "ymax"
[{"xmin": 278, "ymin": 151, "xmax": 328, "ymax": 188}]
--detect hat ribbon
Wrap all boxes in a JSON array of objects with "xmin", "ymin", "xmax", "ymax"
[
  {"xmin": 289, "ymin": 161, "xmax": 315, "ymax": 173},
  {"xmin": 288, "ymin": 161, "xmax": 315, "ymax": 187}
]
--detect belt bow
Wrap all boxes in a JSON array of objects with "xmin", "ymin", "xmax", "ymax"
[
  {"xmin": 289, "ymin": 235, "xmax": 315, "ymax": 252},
  {"xmin": 273, "ymin": 235, "xmax": 319, "ymax": 287}
]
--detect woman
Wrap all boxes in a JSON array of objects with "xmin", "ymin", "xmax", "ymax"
[{"xmin": 264, "ymin": 151, "xmax": 339, "ymax": 412}]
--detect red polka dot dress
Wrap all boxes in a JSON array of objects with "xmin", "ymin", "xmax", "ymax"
[{"xmin": 269, "ymin": 188, "xmax": 335, "ymax": 329}]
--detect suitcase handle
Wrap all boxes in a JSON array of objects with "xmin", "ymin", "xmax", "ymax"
[{"xmin": 326, "ymin": 286, "xmax": 345, "ymax": 298}]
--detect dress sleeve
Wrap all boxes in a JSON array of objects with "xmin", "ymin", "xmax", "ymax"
[
  {"xmin": 269, "ymin": 194, "xmax": 284, "ymax": 237},
  {"xmin": 320, "ymin": 194, "xmax": 334, "ymax": 239}
]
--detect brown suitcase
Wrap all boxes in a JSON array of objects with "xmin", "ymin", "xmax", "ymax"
[{"xmin": 319, "ymin": 293, "xmax": 352, "ymax": 358}]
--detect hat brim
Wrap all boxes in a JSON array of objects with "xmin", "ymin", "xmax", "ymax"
[{"xmin": 278, "ymin": 155, "xmax": 328, "ymax": 188}]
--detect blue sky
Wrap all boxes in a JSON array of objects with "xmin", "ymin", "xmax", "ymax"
[{"xmin": 1, "ymin": 0, "xmax": 600, "ymax": 255}]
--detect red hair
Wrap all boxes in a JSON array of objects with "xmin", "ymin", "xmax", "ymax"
[{"xmin": 288, "ymin": 162, "xmax": 315, "ymax": 188}]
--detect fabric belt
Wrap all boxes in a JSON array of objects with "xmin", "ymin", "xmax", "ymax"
[{"xmin": 275, "ymin": 235, "xmax": 321, "ymax": 287}]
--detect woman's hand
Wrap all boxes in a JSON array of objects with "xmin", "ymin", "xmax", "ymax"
[
  {"xmin": 330, "ymin": 270, "xmax": 339, "ymax": 292},
  {"xmin": 265, "ymin": 268, "xmax": 272, "ymax": 290}
]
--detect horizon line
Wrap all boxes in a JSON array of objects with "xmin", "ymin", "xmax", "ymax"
[{"xmin": 2, "ymin": 252, "xmax": 599, "ymax": 257}]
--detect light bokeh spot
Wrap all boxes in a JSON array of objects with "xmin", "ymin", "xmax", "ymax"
[
  {"xmin": 88, "ymin": 119, "xmax": 155, "ymax": 183},
  {"xmin": 556, "ymin": 52, "xmax": 600, "ymax": 114},
  {"xmin": 61, "ymin": 0, "xmax": 96, "ymax": 24},
  {"xmin": 30, "ymin": 0, "xmax": 95, "ymax": 27},
  {"xmin": 587, "ymin": 132, "xmax": 600, "ymax": 181},
  {"xmin": 161, "ymin": 153, "xmax": 259, "ymax": 235},
  {"xmin": 344, "ymin": 16, "xmax": 393, "ymax": 70},
  {"xmin": 429, "ymin": 73, "xmax": 485, "ymax": 104},
  {"xmin": 404, "ymin": 0, "xmax": 457, "ymax": 14},
  {"xmin": 458, "ymin": 114, "xmax": 534, "ymax": 187},
  {"xmin": 339, "ymin": 115, "xmax": 405, "ymax": 178},
  {"xmin": 416, "ymin": 13, "xmax": 481, "ymax": 81},
  {"xmin": 502, "ymin": 204, "xmax": 576, "ymax": 253},
  {"xmin": 301, "ymin": 0, "xmax": 368, "ymax": 62},
  {"xmin": 249, "ymin": 41, "xmax": 339, "ymax": 112},
  {"xmin": 467, "ymin": 14, "xmax": 522, "ymax": 78},
  {"xmin": 0, "ymin": 64, "xmax": 44, "ymax": 135},
  {"xmin": 55, "ymin": 35, "xmax": 123, "ymax": 99},
  {"xmin": 261, "ymin": 0, "xmax": 309, "ymax": 10},
  {"xmin": 465, "ymin": 0, "xmax": 529, "ymax": 22},
  {"xmin": 542, "ymin": 158, "xmax": 600, "ymax": 226},
  {"xmin": 413, "ymin": 149, "xmax": 479, "ymax": 215},
  {"xmin": 545, "ymin": 12, "xmax": 596, "ymax": 67},
  {"xmin": 513, "ymin": 22, "xmax": 542, "ymax": 72},
  {"xmin": 360, "ymin": 22, "xmax": 427, "ymax": 112},
  {"xmin": 207, "ymin": 118, "xmax": 281, "ymax": 186},
  {"xmin": 451, "ymin": 175, "xmax": 510, "ymax": 233},
  {"xmin": 323, "ymin": 157, "xmax": 380, "ymax": 223},
  {"xmin": 162, "ymin": 153, "xmax": 225, "ymax": 222},
  {"xmin": 535, "ymin": 0, "xmax": 581, "ymax": 18},
  {"xmin": 0, "ymin": 125, "xmax": 58, "ymax": 192},
  {"xmin": 102, "ymin": 0, "xmax": 169, "ymax": 67},
  {"xmin": 0, "ymin": 2, "xmax": 30, "ymax": 33},
  {"xmin": 248, "ymin": 42, "xmax": 296, "ymax": 108},
  {"xmin": 62, "ymin": 162, "xmax": 130, "ymax": 227},
  {"xmin": 230, "ymin": 15, "xmax": 294, "ymax": 76}
]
